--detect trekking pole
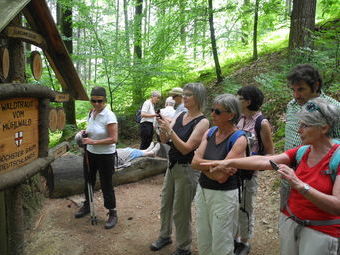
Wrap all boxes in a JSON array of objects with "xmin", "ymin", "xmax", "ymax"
[{"xmin": 82, "ymin": 133, "xmax": 97, "ymax": 225}]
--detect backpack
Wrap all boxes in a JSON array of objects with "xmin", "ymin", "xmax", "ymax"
[
  {"xmin": 280, "ymin": 140, "xmax": 340, "ymax": 226},
  {"xmin": 135, "ymin": 107, "xmax": 142, "ymax": 123}
]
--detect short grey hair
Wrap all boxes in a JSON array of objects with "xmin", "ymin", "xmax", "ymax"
[
  {"xmin": 183, "ymin": 82, "xmax": 206, "ymax": 111},
  {"xmin": 298, "ymin": 98, "xmax": 340, "ymax": 137},
  {"xmin": 213, "ymin": 94, "xmax": 241, "ymax": 124},
  {"xmin": 151, "ymin": 91, "xmax": 161, "ymax": 98}
]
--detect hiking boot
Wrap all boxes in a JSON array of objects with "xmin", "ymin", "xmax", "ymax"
[
  {"xmin": 235, "ymin": 243, "xmax": 250, "ymax": 255},
  {"xmin": 171, "ymin": 248, "xmax": 191, "ymax": 255},
  {"xmin": 105, "ymin": 209, "xmax": 118, "ymax": 229},
  {"xmin": 74, "ymin": 203, "xmax": 90, "ymax": 218},
  {"xmin": 234, "ymin": 240, "xmax": 242, "ymax": 253},
  {"xmin": 150, "ymin": 237, "xmax": 172, "ymax": 251}
]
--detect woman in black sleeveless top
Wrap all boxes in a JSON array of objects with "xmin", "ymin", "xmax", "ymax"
[
  {"xmin": 192, "ymin": 94, "xmax": 247, "ymax": 255},
  {"xmin": 150, "ymin": 83, "xmax": 209, "ymax": 255}
]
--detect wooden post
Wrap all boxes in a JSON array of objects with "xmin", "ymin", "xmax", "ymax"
[
  {"xmin": 0, "ymin": 191, "xmax": 8, "ymax": 255},
  {"xmin": 5, "ymin": 186, "xmax": 24, "ymax": 255},
  {"xmin": 39, "ymin": 98, "xmax": 50, "ymax": 158}
]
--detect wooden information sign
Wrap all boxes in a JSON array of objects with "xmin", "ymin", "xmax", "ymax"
[
  {"xmin": 0, "ymin": 98, "xmax": 39, "ymax": 174},
  {"xmin": 53, "ymin": 92, "xmax": 70, "ymax": 103},
  {"xmin": 5, "ymin": 26, "xmax": 45, "ymax": 48}
]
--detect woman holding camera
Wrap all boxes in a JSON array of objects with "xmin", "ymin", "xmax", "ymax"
[
  {"xmin": 150, "ymin": 83, "xmax": 209, "ymax": 255},
  {"xmin": 204, "ymin": 98, "xmax": 340, "ymax": 255}
]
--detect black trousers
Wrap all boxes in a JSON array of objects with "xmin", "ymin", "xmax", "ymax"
[
  {"xmin": 83, "ymin": 151, "xmax": 116, "ymax": 210},
  {"xmin": 140, "ymin": 121, "xmax": 154, "ymax": 150}
]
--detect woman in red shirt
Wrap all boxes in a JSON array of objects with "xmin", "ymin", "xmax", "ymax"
[{"xmin": 203, "ymin": 98, "xmax": 340, "ymax": 255}]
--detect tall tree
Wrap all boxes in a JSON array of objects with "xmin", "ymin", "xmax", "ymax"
[
  {"xmin": 207, "ymin": 0, "xmax": 223, "ymax": 83},
  {"xmin": 134, "ymin": 0, "xmax": 143, "ymax": 61},
  {"xmin": 288, "ymin": 0, "xmax": 316, "ymax": 53},
  {"xmin": 57, "ymin": 0, "xmax": 77, "ymax": 128},
  {"xmin": 241, "ymin": 0, "xmax": 251, "ymax": 45},
  {"xmin": 253, "ymin": 0, "xmax": 260, "ymax": 60},
  {"xmin": 123, "ymin": 0, "xmax": 131, "ymax": 61},
  {"xmin": 285, "ymin": 0, "xmax": 292, "ymax": 20},
  {"xmin": 132, "ymin": 0, "xmax": 144, "ymax": 104}
]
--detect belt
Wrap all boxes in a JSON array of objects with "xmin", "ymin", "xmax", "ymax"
[
  {"xmin": 169, "ymin": 161, "xmax": 189, "ymax": 169},
  {"xmin": 288, "ymin": 215, "xmax": 340, "ymax": 226}
]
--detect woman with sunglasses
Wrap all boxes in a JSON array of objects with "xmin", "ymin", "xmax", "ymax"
[
  {"xmin": 203, "ymin": 98, "xmax": 340, "ymax": 255},
  {"xmin": 74, "ymin": 86, "xmax": 119, "ymax": 229},
  {"xmin": 191, "ymin": 94, "xmax": 248, "ymax": 255},
  {"xmin": 150, "ymin": 83, "xmax": 209, "ymax": 255}
]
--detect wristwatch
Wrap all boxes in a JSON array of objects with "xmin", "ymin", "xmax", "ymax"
[{"xmin": 301, "ymin": 183, "xmax": 311, "ymax": 195}]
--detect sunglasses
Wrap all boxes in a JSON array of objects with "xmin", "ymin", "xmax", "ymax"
[
  {"xmin": 211, "ymin": 108, "xmax": 229, "ymax": 115},
  {"xmin": 305, "ymin": 102, "xmax": 323, "ymax": 115},
  {"xmin": 299, "ymin": 122, "xmax": 312, "ymax": 129},
  {"xmin": 91, "ymin": 99, "xmax": 104, "ymax": 104},
  {"xmin": 183, "ymin": 93, "xmax": 193, "ymax": 97}
]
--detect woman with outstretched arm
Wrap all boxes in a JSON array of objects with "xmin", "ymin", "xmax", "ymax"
[{"xmin": 202, "ymin": 98, "xmax": 340, "ymax": 255}]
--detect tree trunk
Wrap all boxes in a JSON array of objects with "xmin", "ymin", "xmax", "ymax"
[
  {"xmin": 50, "ymin": 154, "xmax": 167, "ymax": 198},
  {"xmin": 132, "ymin": 0, "xmax": 144, "ymax": 104},
  {"xmin": 134, "ymin": 0, "xmax": 143, "ymax": 61},
  {"xmin": 207, "ymin": 0, "xmax": 223, "ymax": 83},
  {"xmin": 123, "ymin": 0, "xmax": 131, "ymax": 61},
  {"xmin": 241, "ymin": 0, "xmax": 250, "ymax": 45},
  {"xmin": 179, "ymin": 1, "xmax": 187, "ymax": 50},
  {"xmin": 285, "ymin": 0, "xmax": 292, "ymax": 20},
  {"xmin": 253, "ymin": 0, "xmax": 259, "ymax": 60},
  {"xmin": 7, "ymin": 16, "xmax": 25, "ymax": 83},
  {"xmin": 288, "ymin": 0, "xmax": 316, "ymax": 53}
]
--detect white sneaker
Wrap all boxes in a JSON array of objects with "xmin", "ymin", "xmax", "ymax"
[
  {"xmin": 145, "ymin": 142, "xmax": 155, "ymax": 152},
  {"xmin": 150, "ymin": 143, "xmax": 161, "ymax": 156}
]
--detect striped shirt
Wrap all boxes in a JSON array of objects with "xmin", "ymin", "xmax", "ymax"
[
  {"xmin": 284, "ymin": 93, "xmax": 340, "ymax": 150},
  {"xmin": 237, "ymin": 111, "xmax": 263, "ymax": 154}
]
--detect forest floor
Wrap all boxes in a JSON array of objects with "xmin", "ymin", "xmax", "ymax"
[{"xmin": 24, "ymin": 166, "xmax": 280, "ymax": 255}]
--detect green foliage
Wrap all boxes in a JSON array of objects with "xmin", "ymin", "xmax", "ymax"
[
  {"xmin": 45, "ymin": 0, "xmax": 339, "ymax": 144},
  {"xmin": 49, "ymin": 130, "xmax": 62, "ymax": 148}
]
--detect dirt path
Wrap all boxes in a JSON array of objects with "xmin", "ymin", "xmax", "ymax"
[{"xmin": 24, "ymin": 170, "xmax": 280, "ymax": 255}]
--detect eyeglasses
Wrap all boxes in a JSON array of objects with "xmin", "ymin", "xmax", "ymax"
[
  {"xmin": 91, "ymin": 99, "xmax": 104, "ymax": 104},
  {"xmin": 183, "ymin": 93, "xmax": 193, "ymax": 97},
  {"xmin": 211, "ymin": 108, "xmax": 229, "ymax": 115}
]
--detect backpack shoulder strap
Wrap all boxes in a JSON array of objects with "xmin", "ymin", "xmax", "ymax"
[
  {"xmin": 88, "ymin": 109, "xmax": 93, "ymax": 120},
  {"xmin": 254, "ymin": 115, "xmax": 264, "ymax": 138},
  {"xmin": 207, "ymin": 126, "xmax": 218, "ymax": 138},
  {"xmin": 254, "ymin": 115, "xmax": 265, "ymax": 154},
  {"xmin": 329, "ymin": 147, "xmax": 340, "ymax": 182},
  {"xmin": 226, "ymin": 130, "xmax": 246, "ymax": 153},
  {"xmin": 322, "ymin": 145, "xmax": 340, "ymax": 183},
  {"xmin": 296, "ymin": 145, "xmax": 310, "ymax": 165}
]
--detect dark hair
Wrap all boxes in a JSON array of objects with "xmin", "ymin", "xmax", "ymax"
[
  {"xmin": 287, "ymin": 64, "xmax": 323, "ymax": 93},
  {"xmin": 237, "ymin": 86, "xmax": 264, "ymax": 111}
]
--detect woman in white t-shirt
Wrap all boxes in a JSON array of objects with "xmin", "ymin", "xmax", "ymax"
[{"xmin": 74, "ymin": 86, "xmax": 118, "ymax": 230}]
